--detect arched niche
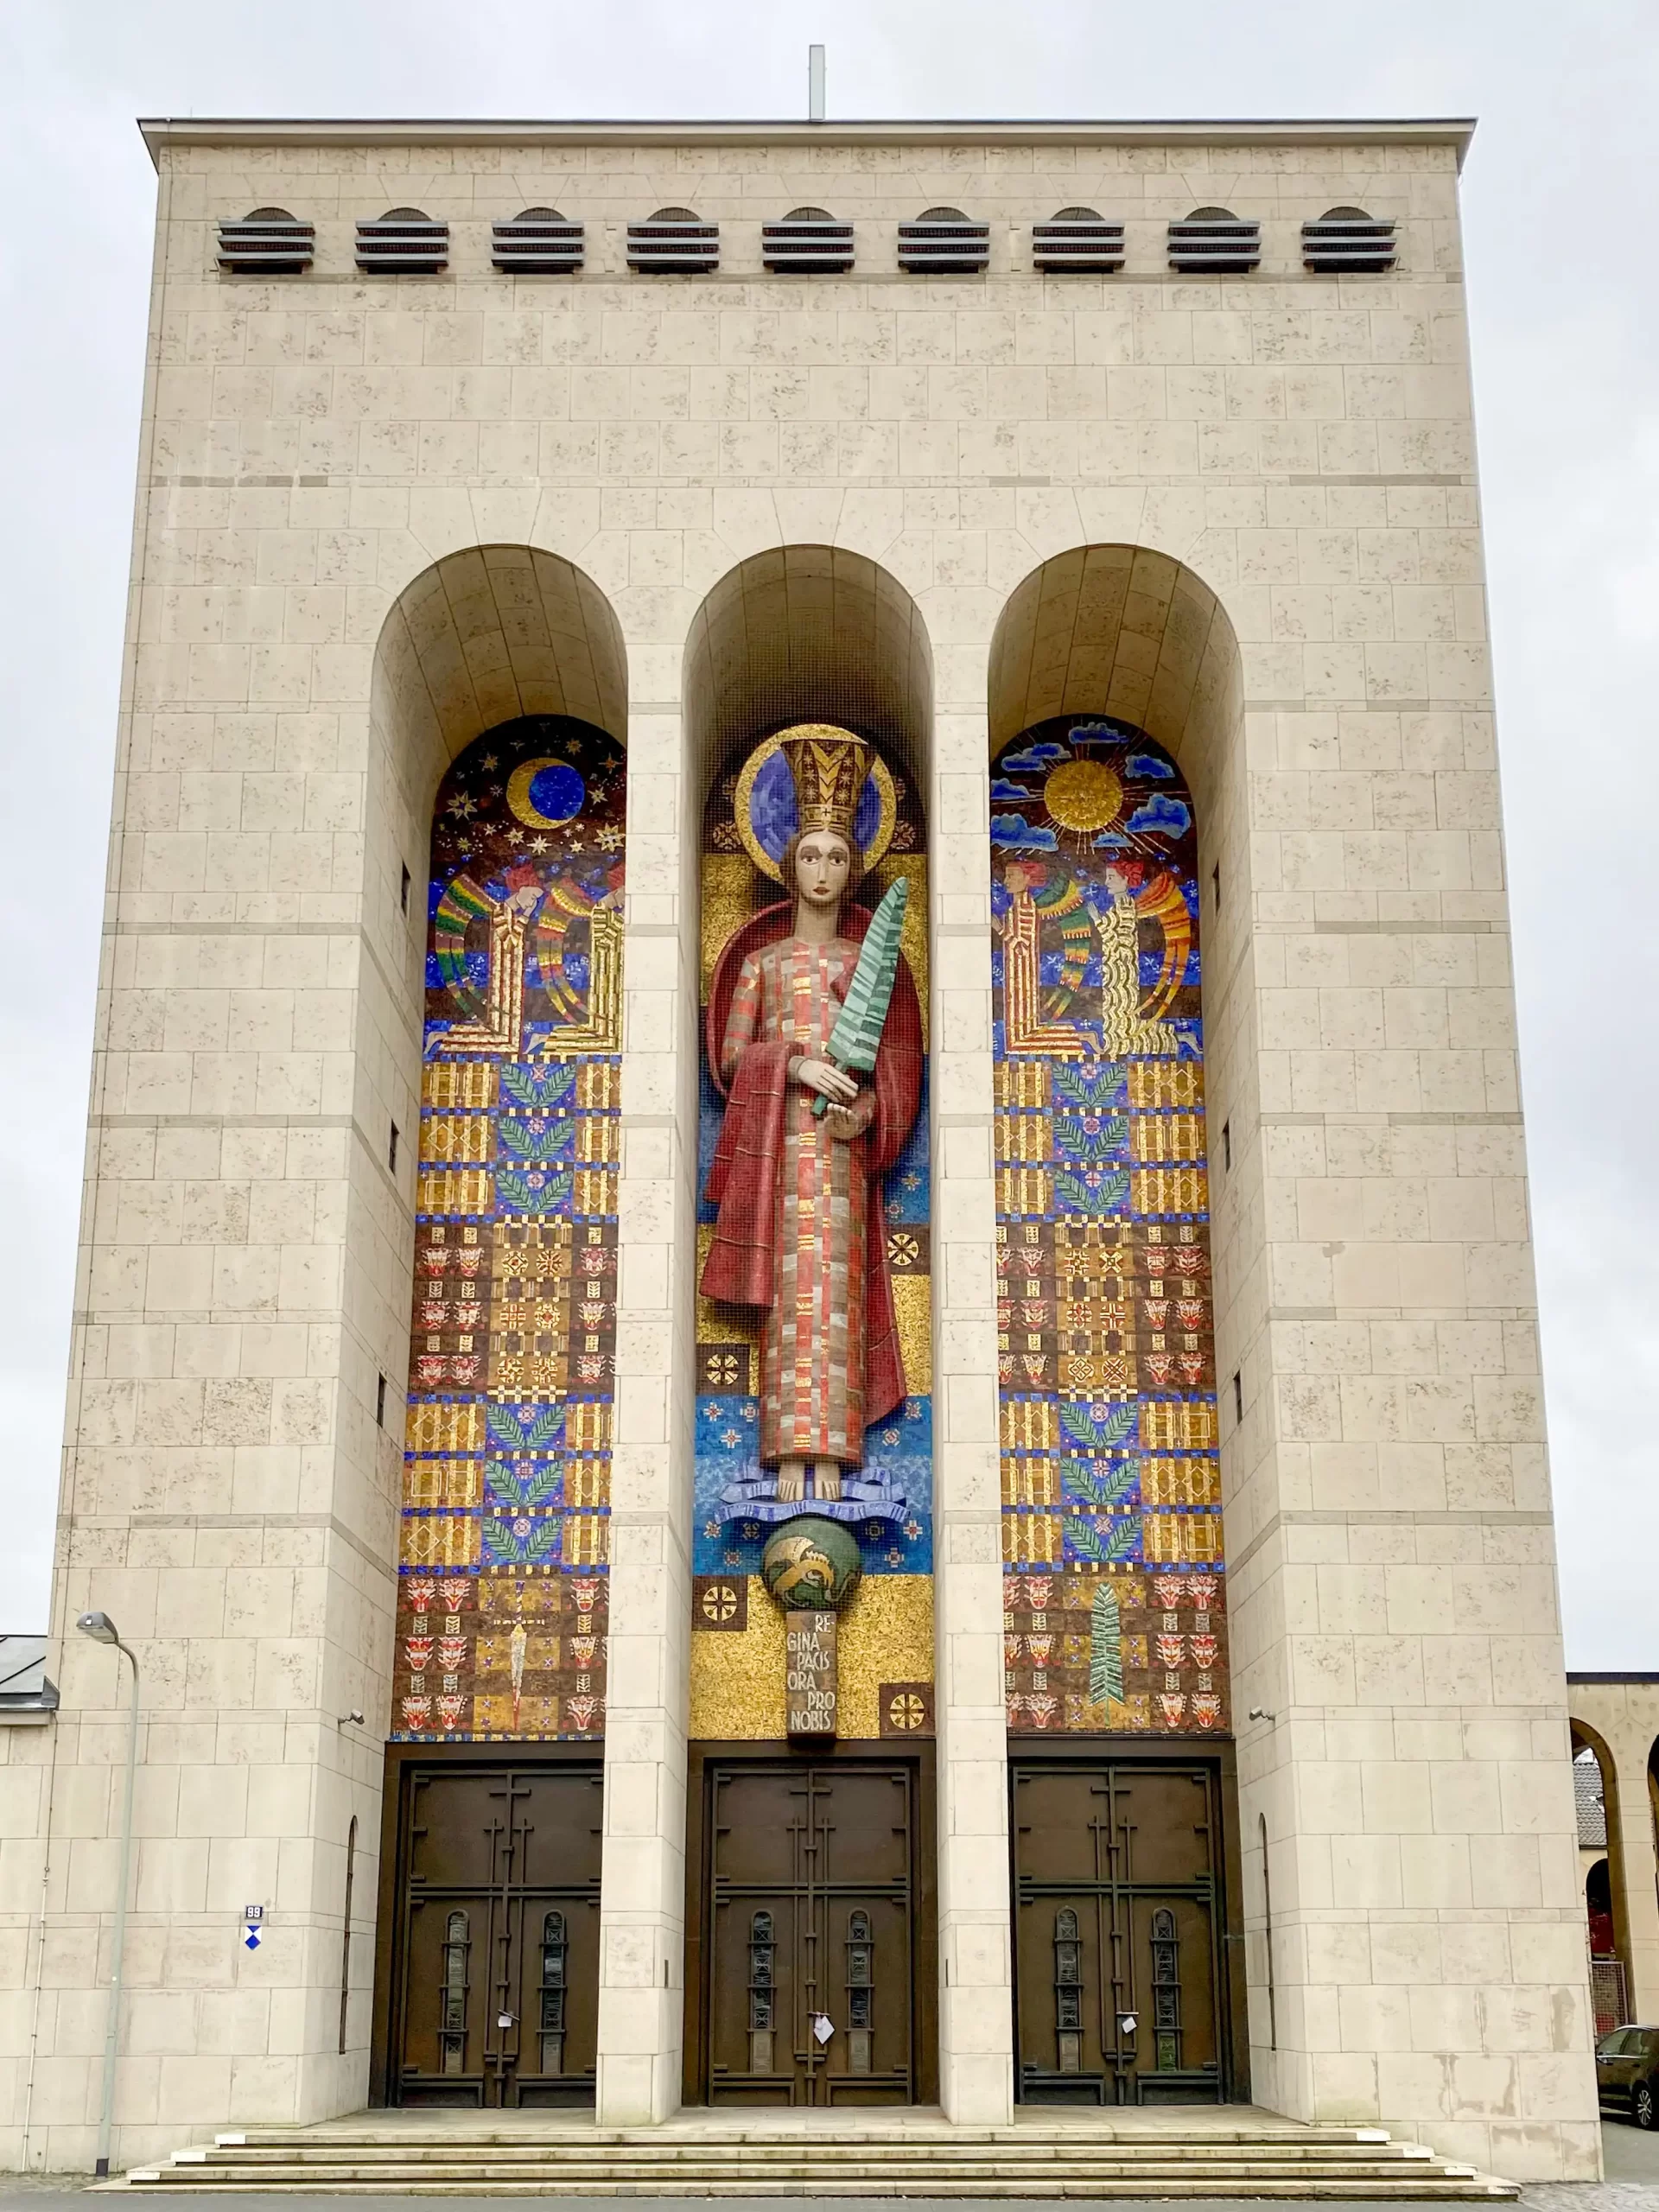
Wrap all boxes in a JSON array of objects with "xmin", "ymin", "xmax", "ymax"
[
  {"xmin": 988, "ymin": 544, "xmax": 1239, "ymax": 820},
  {"xmin": 366, "ymin": 543, "xmax": 629, "ymax": 1053},
  {"xmin": 679, "ymin": 544, "xmax": 937, "ymax": 1746},
  {"xmin": 1571, "ymin": 1717, "xmax": 1633, "ymax": 2019},
  {"xmin": 349, "ymin": 547, "xmax": 629, "ymax": 1704},
  {"xmin": 683, "ymin": 543, "xmax": 932, "ymax": 801},
  {"xmin": 374, "ymin": 544, "xmax": 628, "ymax": 823}
]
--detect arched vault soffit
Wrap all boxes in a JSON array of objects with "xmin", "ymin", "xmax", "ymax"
[
  {"xmin": 683, "ymin": 545, "xmax": 933, "ymax": 797},
  {"xmin": 988, "ymin": 546, "xmax": 1241, "ymax": 797},
  {"xmin": 373, "ymin": 544, "xmax": 628, "ymax": 814}
]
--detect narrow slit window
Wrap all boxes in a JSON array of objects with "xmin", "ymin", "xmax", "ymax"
[
  {"xmin": 376, "ymin": 1373, "xmax": 387, "ymax": 1427},
  {"xmin": 539, "ymin": 1910, "xmax": 568, "ymax": 2075},
  {"xmin": 1211, "ymin": 861, "xmax": 1221, "ymax": 912},
  {"xmin": 1053, "ymin": 1905, "xmax": 1084, "ymax": 2074},
  {"xmin": 389, "ymin": 1122, "xmax": 399, "ymax": 1173},
  {"xmin": 1150, "ymin": 1905, "xmax": 1183, "ymax": 2070},
  {"xmin": 400, "ymin": 864, "xmax": 410, "ymax": 914},
  {"xmin": 1260, "ymin": 1812, "xmax": 1276, "ymax": 2050},
  {"xmin": 1222, "ymin": 1120, "xmax": 1231, "ymax": 1172},
  {"xmin": 439, "ymin": 1910, "xmax": 469, "ymax": 2074},
  {"xmin": 846, "ymin": 1909, "xmax": 874, "ymax": 2074},
  {"xmin": 1232, "ymin": 1370, "xmax": 1243, "ymax": 1425},
  {"xmin": 339, "ymin": 1815, "xmax": 357, "ymax": 2056},
  {"xmin": 747, "ymin": 1910, "xmax": 775, "ymax": 2074}
]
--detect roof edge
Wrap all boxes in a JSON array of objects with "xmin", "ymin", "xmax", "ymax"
[{"xmin": 137, "ymin": 114, "xmax": 1478, "ymax": 170}]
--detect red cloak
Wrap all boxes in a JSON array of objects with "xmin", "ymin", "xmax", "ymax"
[{"xmin": 700, "ymin": 899, "xmax": 924, "ymax": 1431}]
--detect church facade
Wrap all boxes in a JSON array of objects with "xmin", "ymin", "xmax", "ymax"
[{"xmin": 0, "ymin": 114, "xmax": 1600, "ymax": 2181}]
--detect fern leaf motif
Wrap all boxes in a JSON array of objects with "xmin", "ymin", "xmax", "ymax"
[
  {"xmin": 1090, "ymin": 1584, "xmax": 1123, "ymax": 1707},
  {"xmin": 486, "ymin": 1403, "xmax": 567, "ymax": 1454},
  {"xmin": 1058, "ymin": 1401, "xmax": 1138, "ymax": 1453},
  {"xmin": 1052, "ymin": 1063, "xmax": 1128, "ymax": 1113},
  {"xmin": 1063, "ymin": 1456, "xmax": 1140, "ymax": 1510},
  {"xmin": 499, "ymin": 1063, "xmax": 577, "ymax": 1111},
  {"xmin": 1055, "ymin": 1167, "xmax": 1130, "ymax": 1215}
]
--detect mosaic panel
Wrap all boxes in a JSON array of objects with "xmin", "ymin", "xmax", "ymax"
[
  {"xmin": 991, "ymin": 716, "xmax": 1228, "ymax": 1736},
  {"xmin": 690, "ymin": 729, "xmax": 933, "ymax": 1740},
  {"xmin": 393, "ymin": 715, "xmax": 625, "ymax": 1742}
]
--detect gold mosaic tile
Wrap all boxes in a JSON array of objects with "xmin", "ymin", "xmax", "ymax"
[
  {"xmin": 891, "ymin": 1273, "xmax": 932, "ymax": 1395},
  {"xmin": 690, "ymin": 1575, "xmax": 934, "ymax": 1742}
]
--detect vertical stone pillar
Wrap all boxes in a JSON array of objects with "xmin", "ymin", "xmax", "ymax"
[
  {"xmin": 594, "ymin": 703, "xmax": 695, "ymax": 2123},
  {"xmin": 930, "ymin": 701, "xmax": 1014, "ymax": 2122}
]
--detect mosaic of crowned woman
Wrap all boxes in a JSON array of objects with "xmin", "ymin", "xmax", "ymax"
[{"xmin": 700, "ymin": 728, "xmax": 923, "ymax": 1504}]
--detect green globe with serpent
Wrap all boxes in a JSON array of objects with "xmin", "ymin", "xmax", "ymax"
[{"xmin": 760, "ymin": 1517, "xmax": 863, "ymax": 1613}]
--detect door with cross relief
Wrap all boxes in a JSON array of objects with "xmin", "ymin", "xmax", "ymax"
[
  {"xmin": 702, "ymin": 1760, "xmax": 918, "ymax": 2106},
  {"xmin": 390, "ymin": 1762, "xmax": 601, "ymax": 2107}
]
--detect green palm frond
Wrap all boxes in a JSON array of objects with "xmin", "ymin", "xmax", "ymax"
[{"xmin": 1090, "ymin": 1584, "xmax": 1123, "ymax": 1706}]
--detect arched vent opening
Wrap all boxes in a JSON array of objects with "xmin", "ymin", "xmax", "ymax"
[
  {"xmin": 1167, "ymin": 205, "xmax": 1261, "ymax": 275},
  {"xmin": 627, "ymin": 205, "xmax": 719, "ymax": 274},
  {"xmin": 356, "ymin": 206, "xmax": 449, "ymax": 275},
  {"xmin": 1033, "ymin": 204, "xmax": 1125, "ymax": 274},
  {"xmin": 492, "ymin": 205, "xmax": 584, "ymax": 275},
  {"xmin": 762, "ymin": 204, "xmax": 855, "ymax": 274},
  {"xmin": 898, "ymin": 205, "xmax": 989, "ymax": 275},
  {"xmin": 217, "ymin": 205, "xmax": 315, "ymax": 276},
  {"xmin": 1302, "ymin": 204, "xmax": 1396, "ymax": 274}
]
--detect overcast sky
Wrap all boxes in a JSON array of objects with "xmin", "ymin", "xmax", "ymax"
[{"xmin": 2, "ymin": 1, "xmax": 1655, "ymax": 1664}]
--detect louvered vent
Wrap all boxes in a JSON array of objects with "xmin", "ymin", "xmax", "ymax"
[
  {"xmin": 762, "ymin": 207, "xmax": 854, "ymax": 274},
  {"xmin": 1168, "ymin": 207, "xmax": 1261, "ymax": 275},
  {"xmin": 217, "ymin": 207, "xmax": 315, "ymax": 276},
  {"xmin": 1302, "ymin": 207, "xmax": 1396, "ymax": 275},
  {"xmin": 356, "ymin": 207, "xmax": 448, "ymax": 274},
  {"xmin": 492, "ymin": 207, "xmax": 584, "ymax": 274},
  {"xmin": 1033, "ymin": 207, "xmax": 1125, "ymax": 274},
  {"xmin": 898, "ymin": 207, "xmax": 989, "ymax": 275},
  {"xmin": 626, "ymin": 207, "xmax": 718, "ymax": 274}
]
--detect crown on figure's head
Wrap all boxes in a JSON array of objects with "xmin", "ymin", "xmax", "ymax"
[{"xmin": 778, "ymin": 724, "xmax": 869, "ymax": 847}]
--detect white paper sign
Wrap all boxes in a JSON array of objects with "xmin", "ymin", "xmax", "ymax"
[{"xmin": 812, "ymin": 2013, "xmax": 835, "ymax": 2044}]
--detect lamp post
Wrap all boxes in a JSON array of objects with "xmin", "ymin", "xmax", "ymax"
[{"xmin": 75, "ymin": 1611, "xmax": 139, "ymax": 2180}]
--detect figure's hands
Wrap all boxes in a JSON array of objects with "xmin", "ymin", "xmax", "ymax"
[
  {"xmin": 792, "ymin": 1056, "xmax": 859, "ymax": 1104},
  {"xmin": 819, "ymin": 1099, "xmax": 873, "ymax": 1143}
]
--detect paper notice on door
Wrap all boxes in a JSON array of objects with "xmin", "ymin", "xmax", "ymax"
[{"xmin": 812, "ymin": 2013, "xmax": 835, "ymax": 2044}]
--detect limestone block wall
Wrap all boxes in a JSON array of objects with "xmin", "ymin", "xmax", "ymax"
[{"xmin": 0, "ymin": 118, "xmax": 1597, "ymax": 2180}]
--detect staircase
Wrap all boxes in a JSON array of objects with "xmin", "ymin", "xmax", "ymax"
[{"xmin": 118, "ymin": 2110, "xmax": 1519, "ymax": 2196}]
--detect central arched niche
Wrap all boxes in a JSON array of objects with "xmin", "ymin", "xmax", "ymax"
[
  {"xmin": 682, "ymin": 546, "xmax": 937, "ymax": 1746},
  {"xmin": 683, "ymin": 544, "xmax": 931, "ymax": 796}
]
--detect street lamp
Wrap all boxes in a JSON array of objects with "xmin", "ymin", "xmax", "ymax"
[{"xmin": 75, "ymin": 1611, "xmax": 140, "ymax": 2180}]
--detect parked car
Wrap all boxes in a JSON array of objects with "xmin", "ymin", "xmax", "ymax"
[{"xmin": 1597, "ymin": 2024, "xmax": 1659, "ymax": 2128}]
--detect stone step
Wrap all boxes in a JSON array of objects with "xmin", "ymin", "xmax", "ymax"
[
  {"xmin": 177, "ymin": 2140, "xmax": 1445, "ymax": 2164},
  {"xmin": 145, "ymin": 2150, "xmax": 1451, "ymax": 2167},
  {"xmin": 118, "ymin": 2141, "xmax": 1515, "ymax": 2199},
  {"xmin": 122, "ymin": 2181, "xmax": 1514, "ymax": 2200},
  {"xmin": 112, "ymin": 2115, "xmax": 1517, "ymax": 2201}
]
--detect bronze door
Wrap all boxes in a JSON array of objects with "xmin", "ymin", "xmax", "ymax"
[
  {"xmin": 704, "ymin": 1760, "xmax": 917, "ymax": 2106},
  {"xmin": 391, "ymin": 1763, "xmax": 601, "ymax": 2107},
  {"xmin": 1013, "ymin": 1757, "xmax": 1227, "ymax": 2105}
]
